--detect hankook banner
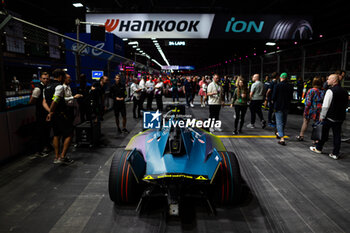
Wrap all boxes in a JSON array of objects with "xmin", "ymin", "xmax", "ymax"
[
  {"xmin": 85, "ymin": 13, "xmax": 312, "ymax": 40},
  {"xmin": 86, "ymin": 13, "xmax": 215, "ymax": 39}
]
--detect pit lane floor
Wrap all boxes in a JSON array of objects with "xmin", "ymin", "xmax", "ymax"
[{"xmin": 0, "ymin": 99, "xmax": 349, "ymax": 233}]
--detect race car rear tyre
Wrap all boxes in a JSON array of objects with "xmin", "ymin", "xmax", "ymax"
[
  {"xmin": 108, "ymin": 150, "xmax": 140, "ymax": 205},
  {"xmin": 216, "ymin": 151, "xmax": 242, "ymax": 205}
]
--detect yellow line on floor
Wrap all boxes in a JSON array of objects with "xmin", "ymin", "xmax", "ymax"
[{"xmin": 217, "ymin": 135, "xmax": 290, "ymax": 138}]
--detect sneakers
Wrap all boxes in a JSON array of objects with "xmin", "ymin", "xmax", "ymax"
[
  {"xmin": 53, "ymin": 157, "xmax": 74, "ymax": 165},
  {"xmin": 190, "ymin": 103, "xmax": 194, "ymax": 108},
  {"xmin": 209, "ymin": 128, "xmax": 215, "ymax": 133},
  {"xmin": 261, "ymin": 120, "xmax": 267, "ymax": 129},
  {"xmin": 310, "ymin": 146, "xmax": 322, "ymax": 154},
  {"xmin": 215, "ymin": 127, "xmax": 222, "ymax": 132},
  {"xmin": 61, "ymin": 157, "xmax": 74, "ymax": 165},
  {"xmin": 278, "ymin": 140, "xmax": 286, "ymax": 146},
  {"xmin": 247, "ymin": 124, "xmax": 255, "ymax": 129},
  {"xmin": 40, "ymin": 151, "xmax": 49, "ymax": 158},
  {"xmin": 328, "ymin": 153, "xmax": 339, "ymax": 160},
  {"xmin": 53, "ymin": 158, "xmax": 62, "ymax": 164},
  {"xmin": 233, "ymin": 130, "xmax": 238, "ymax": 135},
  {"xmin": 30, "ymin": 151, "xmax": 49, "ymax": 159},
  {"xmin": 29, "ymin": 152, "xmax": 41, "ymax": 160},
  {"xmin": 122, "ymin": 128, "xmax": 129, "ymax": 134}
]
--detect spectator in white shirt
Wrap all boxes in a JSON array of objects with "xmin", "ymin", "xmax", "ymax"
[
  {"xmin": 63, "ymin": 74, "xmax": 82, "ymax": 121},
  {"xmin": 154, "ymin": 77, "xmax": 164, "ymax": 111},
  {"xmin": 139, "ymin": 76, "xmax": 147, "ymax": 110},
  {"xmin": 145, "ymin": 77, "xmax": 155, "ymax": 110},
  {"xmin": 207, "ymin": 74, "xmax": 224, "ymax": 132},
  {"xmin": 130, "ymin": 78, "xmax": 142, "ymax": 118}
]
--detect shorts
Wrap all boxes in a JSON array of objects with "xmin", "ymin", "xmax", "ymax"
[
  {"xmin": 52, "ymin": 113, "xmax": 74, "ymax": 138},
  {"xmin": 114, "ymin": 103, "xmax": 126, "ymax": 118},
  {"xmin": 199, "ymin": 88, "xmax": 206, "ymax": 96}
]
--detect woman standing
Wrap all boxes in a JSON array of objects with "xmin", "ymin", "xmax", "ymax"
[
  {"xmin": 199, "ymin": 76, "xmax": 207, "ymax": 107},
  {"xmin": 230, "ymin": 78, "xmax": 249, "ymax": 134},
  {"xmin": 296, "ymin": 77, "xmax": 325, "ymax": 141}
]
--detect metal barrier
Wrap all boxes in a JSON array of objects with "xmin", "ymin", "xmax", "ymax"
[{"xmin": 206, "ymin": 36, "xmax": 349, "ymax": 88}]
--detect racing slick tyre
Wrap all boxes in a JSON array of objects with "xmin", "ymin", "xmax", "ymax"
[
  {"xmin": 215, "ymin": 151, "xmax": 242, "ymax": 205},
  {"xmin": 108, "ymin": 150, "xmax": 141, "ymax": 205},
  {"xmin": 270, "ymin": 19, "xmax": 313, "ymax": 40}
]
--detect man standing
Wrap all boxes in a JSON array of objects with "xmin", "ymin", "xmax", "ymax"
[
  {"xmin": 91, "ymin": 75, "xmax": 109, "ymax": 121},
  {"xmin": 183, "ymin": 76, "xmax": 194, "ymax": 108},
  {"xmin": 139, "ymin": 76, "xmax": 147, "ymax": 111},
  {"xmin": 265, "ymin": 73, "xmax": 278, "ymax": 127},
  {"xmin": 130, "ymin": 78, "xmax": 142, "ymax": 118},
  {"xmin": 171, "ymin": 76, "xmax": 180, "ymax": 103},
  {"xmin": 63, "ymin": 74, "xmax": 82, "ymax": 123},
  {"xmin": 222, "ymin": 76, "xmax": 230, "ymax": 102},
  {"xmin": 29, "ymin": 72, "xmax": 50, "ymax": 158},
  {"xmin": 76, "ymin": 73, "xmax": 91, "ymax": 122},
  {"xmin": 248, "ymin": 74, "xmax": 267, "ymax": 129},
  {"xmin": 272, "ymin": 73, "xmax": 294, "ymax": 145},
  {"xmin": 310, "ymin": 74, "xmax": 349, "ymax": 159},
  {"xmin": 207, "ymin": 74, "xmax": 224, "ymax": 132},
  {"xmin": 145, "ymin": 77, "xmax": 155, "ymax": 110},
  {"xmin": 45, "ymin": 69, "xmax": 74, "ymax": 164},
  {"xmin": 110, "ymin": 75, "xmax": 129, "ymax": 134},
  {"xmin": 154, "ymin": 77, "xmax": 164, "ymax": 111}
]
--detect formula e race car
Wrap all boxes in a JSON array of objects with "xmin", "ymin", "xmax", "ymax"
[{"xmin": 108, "ymin": 105, "xmax": 242, "ymax": 216}]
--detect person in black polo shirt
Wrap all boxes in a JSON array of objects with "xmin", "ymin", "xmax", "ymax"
[
  {"xmin": 310, "ymin": 74, "xmax": 349, "ymax": 159},
  {"xmin": 91, "ymin": 76, "xmax": 109, "ymax": 121},
  {"xmin": 110, "ymin": 75, "xmax": 129, "ymax": 134},
  {"xmin": 29, "ymin": 72, "xmax": 50, "ymax": 158}
]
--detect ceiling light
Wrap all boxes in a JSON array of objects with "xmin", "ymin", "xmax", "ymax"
[
  {"xmin": 122, "ymin": 38, "xmax": 128, "ymax": 41},
  {"xmin": 136, "ymin": 48, "xmax": 140, "ymax": 51},
  {"xmin": 132, "ymin": 46, "xmax": 137, "ymax": 48},
  {"xmin": 266, "ymin": 42, "xmax": 276, "ymax": 46},
  {"xmin": 128, "ymin": 41, "xmax": 139, "ymax": 45},
  {"xmin": 73, "ymin": 3, "xmax": 84, "ymax": 7}
]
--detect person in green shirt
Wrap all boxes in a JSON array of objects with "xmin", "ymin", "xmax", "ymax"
[{"xmin": 231, "ymin": 78, "xmax": 249, "ymax": 134}]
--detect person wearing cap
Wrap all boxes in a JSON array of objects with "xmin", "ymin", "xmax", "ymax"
[{"xmin": 272, "ymin": 72, "xmax": 294, "ymax": 145}]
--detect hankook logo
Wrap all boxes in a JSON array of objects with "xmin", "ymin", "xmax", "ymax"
[
  {"xmin": 86, "ymin": 14, "xmax": 215, "ymax": 38},
  {"xmin": 104, "ymin": 19, "xmax": 200, "ymax": 32}
]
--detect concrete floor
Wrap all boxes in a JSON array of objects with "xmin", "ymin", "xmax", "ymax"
[{"xmin": 0, "ymin": 98, "xmax": 349, "ymax": 233}]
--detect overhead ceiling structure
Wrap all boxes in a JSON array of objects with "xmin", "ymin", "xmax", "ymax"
[{"xmin": 3, "ymin": 0, "xmax": 350, "ymax": 70}]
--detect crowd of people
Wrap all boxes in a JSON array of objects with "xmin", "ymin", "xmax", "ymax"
[{"xmin": 28, "ymin": 68, "xmax": 349, "ymax": 164}]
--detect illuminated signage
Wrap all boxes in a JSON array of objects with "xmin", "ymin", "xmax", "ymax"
[
  {"xmin": 86, "ymin": 14, "xmax": 312, "ymax": 40},
  {"xmin": 86, "ymin": 14, "xmax": 214, "ymax": 39},
  {"xmin": 168, "ymin": 41, "xmax": 186, "ymax": 46},
  {"xmin": 161, "ymin": 65, "xmax": 195, "ymax": 70},
  {"xmin": 92, "ymin": 70, "xmax": 104, "ymax": 80}
]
